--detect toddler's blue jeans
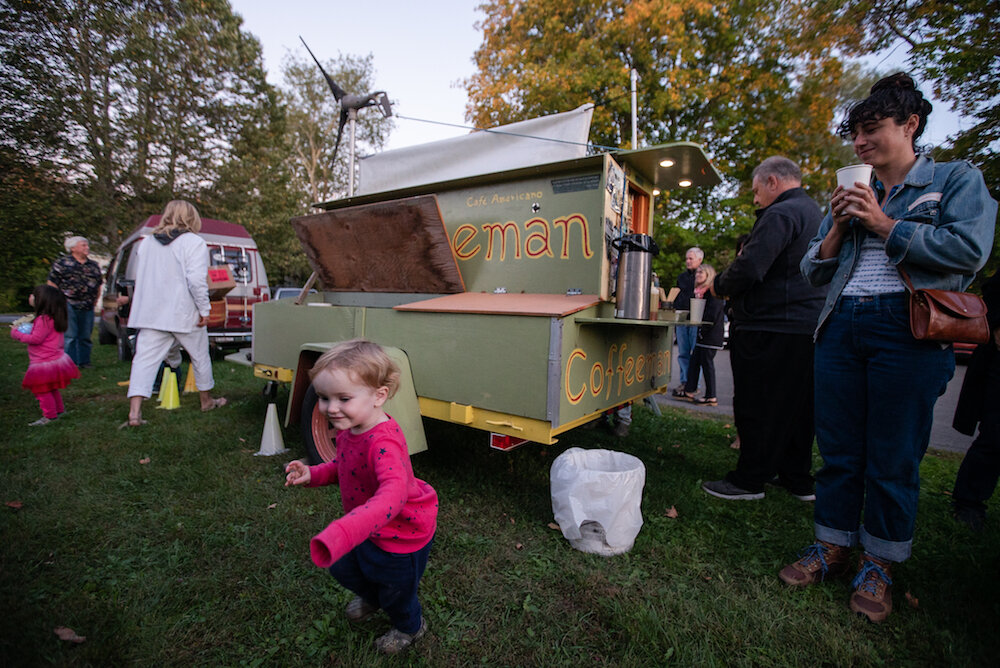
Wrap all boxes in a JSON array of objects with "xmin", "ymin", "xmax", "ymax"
[{"xmin": 329, "ymin": 536, "xmax": 433, "ymax": 634}]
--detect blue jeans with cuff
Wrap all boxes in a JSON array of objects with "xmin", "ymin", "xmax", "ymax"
[
  {"xmin": 65, "ymin": 304, "xmax": 94, "ymax": 366},
  {"xmin": 813, "ymin": 293, "xmax": 953, "ymax": 562},
  {"xmin": 329, "ymin": 536, "xmax": 433, "ymax": 634}
]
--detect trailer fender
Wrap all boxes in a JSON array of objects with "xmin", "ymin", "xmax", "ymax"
[{"xmin": 289, "ymin": 343, "xmax": 428, "ymax": 459}]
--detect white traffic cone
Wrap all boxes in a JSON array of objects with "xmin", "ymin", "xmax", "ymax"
[{"xmin": 255, "ymin": 403, "xmax": 288, "ymax": 456}]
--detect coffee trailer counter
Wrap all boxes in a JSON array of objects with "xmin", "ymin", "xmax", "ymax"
[{"xmin": 252, "ymin": 140, "xmax": 721, "ymax": 462}]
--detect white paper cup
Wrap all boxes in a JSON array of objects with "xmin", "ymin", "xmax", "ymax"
[
  {"xmin": 689, "ymin": 298, "xmax": 706, "ymax": 323},
  {"xmin": 836, "ymin": 164, "xmax": 873, "ymax": 190}
]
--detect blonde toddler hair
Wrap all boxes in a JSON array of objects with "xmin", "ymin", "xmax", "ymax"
[{"xmin": 310, "ymin": 339, "xmax": 400, "ymax": 398}]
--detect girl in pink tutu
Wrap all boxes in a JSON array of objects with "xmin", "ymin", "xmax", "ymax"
[{"xmin": 11, "ymin": 285, "xmax": 80, "ymax": 426}]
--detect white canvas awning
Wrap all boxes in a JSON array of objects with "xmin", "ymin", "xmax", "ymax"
[{"xmin": 357, "ymin": 104, "xmax": 594, "ymax": 195}]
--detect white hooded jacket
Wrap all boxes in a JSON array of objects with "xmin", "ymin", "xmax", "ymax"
[{"xmin": 128, "ymin": 230, "xmax": 210, "ymax": 333}]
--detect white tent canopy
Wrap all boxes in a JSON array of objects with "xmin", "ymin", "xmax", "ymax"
[{"xmin": 357, "ymin": 104, "xmax": 595, "ymax": 195}]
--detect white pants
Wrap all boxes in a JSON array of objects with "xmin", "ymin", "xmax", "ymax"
[{"xmin": 127, "ymin": 328, "xmax": 214, "ymax": 398}]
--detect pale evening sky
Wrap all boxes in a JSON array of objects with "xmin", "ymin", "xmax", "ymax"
[{"xmin": 229, "ymin": 1, "xmax": 964, "ymax": 154}]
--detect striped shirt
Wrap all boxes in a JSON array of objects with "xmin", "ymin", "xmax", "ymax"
[{"xmin": 842, "ymin": 232, "xmax": 905, "ymax": 296}]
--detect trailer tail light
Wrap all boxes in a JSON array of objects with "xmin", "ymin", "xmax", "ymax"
[{"xmin": 489, "ymin": 433, "xmax": 530, "ymax": 451}]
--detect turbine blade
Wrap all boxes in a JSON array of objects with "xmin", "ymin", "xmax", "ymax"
[
  {"xmin": 331, "ymin": 107, "xmax": 348, "ymax": 167},
  {"xmin": 299, "ymin": 36, "xmax": 345, "ymax": 101}
]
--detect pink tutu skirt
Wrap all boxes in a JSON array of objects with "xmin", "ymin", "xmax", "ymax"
[{"xmin": 22, "ymin": 353, "xmax": 80, "ymax": 394}]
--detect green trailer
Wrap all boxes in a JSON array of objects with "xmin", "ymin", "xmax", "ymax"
[{"xmin": 252, "ymin": 139, "xmax": 721, "ymax": 463}]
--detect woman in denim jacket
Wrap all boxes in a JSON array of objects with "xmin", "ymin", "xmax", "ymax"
[{"xmin": 779, "ymin": 73, "xmax": 997, "ymax": 623}]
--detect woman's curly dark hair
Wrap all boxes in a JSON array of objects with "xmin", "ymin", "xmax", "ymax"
[{"xmin": 838, "ymin": 72, "xmax": 933, "ymax": 150}]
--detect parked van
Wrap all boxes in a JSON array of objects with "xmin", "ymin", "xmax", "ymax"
[{"xmin": 99, "ymin": 215, "xmax": 269, "ymax": 360}]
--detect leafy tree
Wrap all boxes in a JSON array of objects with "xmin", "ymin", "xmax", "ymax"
[
  {"xmin": 805, "ymin": 1, "xmax": 998, "ymax": 186},
  {"xmin": 0, "ymin": 150, "xmax": 78, "ymax": 311},
  {"xmin": 0, "ymin": 0, "xmax": 278, "ymax": 250},
  {"xmin": 807, "ymin": 0, "xmax": 1000, "ymax": 281},
  {"xmin": 464, "ymin": 0, "xmax": 861, "ymax": 275},
  {"xmin": 202, "ymin": 83, "xmax": 309, "ymax": 285},
  {"xmin": 280, "ymin": 50, "xmax": 393, "ymax": 207}
]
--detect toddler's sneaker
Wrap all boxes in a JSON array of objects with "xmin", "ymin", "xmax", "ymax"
[
  {"xmin": 28, "ymin": 417, "xmax": 52, "ymax": 427},
  {"xmin": 779, "ymin": 540, "xmax": 851, "ymax": 586},
  {"xmin": 375, "ymin": 618, "xmax": 427, "ymax": 654},
  {"xmin": 345, "ymin": 595, "xmax": 378, "ymax": 622}
]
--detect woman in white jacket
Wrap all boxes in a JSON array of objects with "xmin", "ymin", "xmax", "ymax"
[{"xmin": 122, "ymin": 200, "xmax": 227, "ymax": 427}]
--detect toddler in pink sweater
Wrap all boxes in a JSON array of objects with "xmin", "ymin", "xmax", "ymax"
[
  {"xmin": 11, "ymin": 285, "xmax": 80, "ymax": 426},
  {"xmin": 285, "ymin": 339, "xmax": 437, "ymax": 654}
]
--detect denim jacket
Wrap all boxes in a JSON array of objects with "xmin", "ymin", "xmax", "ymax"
[{"xmin": 801, "ymin": 155, "xmax": 997, "ymax": 334}]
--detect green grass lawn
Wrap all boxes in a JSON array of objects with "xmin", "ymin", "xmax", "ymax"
[{"xmin": 1, "ymin": 333, "xmax": 998, "ymax": 666}]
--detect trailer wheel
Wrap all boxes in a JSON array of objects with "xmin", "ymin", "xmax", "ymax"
[{"xmin": 301, "ymin": 384, "xmax": 337, "ymax": 464}]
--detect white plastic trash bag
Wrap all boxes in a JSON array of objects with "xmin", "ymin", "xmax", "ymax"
[{"xmin": 550, "ymin": 447, "xmax": 646, "ymax": 556}]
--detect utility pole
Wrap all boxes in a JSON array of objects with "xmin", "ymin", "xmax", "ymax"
[{"xmin": 630, "ymin": 68, "xmax": 638, "ymax": 150}]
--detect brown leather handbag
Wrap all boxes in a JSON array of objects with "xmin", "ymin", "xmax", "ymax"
[{"xmin": 899, "ymin": 268, "xmax": 990, "ymax": 344}]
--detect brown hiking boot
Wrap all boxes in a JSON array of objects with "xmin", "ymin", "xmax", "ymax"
[
  {"xmin": 779, "ymin": 540, "xmax": 851, "ymax": 586},
  {"xmin": 849, "ymin": 554, "xmax": 893, "ymax": 622}
]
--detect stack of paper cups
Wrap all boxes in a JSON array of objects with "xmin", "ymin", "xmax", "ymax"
[{"xmin": 689, "ymin": 298, "xmax": 706, "ymax": 323}]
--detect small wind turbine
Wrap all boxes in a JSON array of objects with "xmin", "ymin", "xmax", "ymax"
[{"xmin": 300, "ymin": 36, "xmax": 392, "ymax": 197}]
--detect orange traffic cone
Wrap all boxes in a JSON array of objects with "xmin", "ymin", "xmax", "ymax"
[
  {"xmin": 156, "ymin": 370, "xmax": 180, "ymax": 410},
  {"xmin": 183, "ymin": 365, "xmax": 197, "ymax": 394}
]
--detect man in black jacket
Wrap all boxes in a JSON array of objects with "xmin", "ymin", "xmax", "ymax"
[
  {"xmin": 703, "ymin": 156, "xmax": 827, "ymax": 500},
  {"xmin": 950, "ymin": 270, "xmax": 1000, "ymax": 530}
]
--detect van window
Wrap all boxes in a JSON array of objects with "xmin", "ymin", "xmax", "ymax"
[
  {"xmin": 116, "ymin": 241, "xmax": 140, "ymax": 285},
  {"xmin": 208, "ymin": 245, "xmax": 253, "ymax": 284}
]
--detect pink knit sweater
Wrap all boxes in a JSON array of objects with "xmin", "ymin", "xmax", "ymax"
[
  {"xmin": 307, "ymin": 417, "xmax": 438, "ymax": 568},
  {"xmin": 10, "ymin": 315, "xmax": 64, "ymax": 363}
]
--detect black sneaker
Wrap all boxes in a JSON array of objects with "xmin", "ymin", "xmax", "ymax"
[
  {"xmin": 702, "ymin": 479, "xmax": 764, "ymax": 500},
  {"xmin": 952, "ymin": 505, "xmax": 985, "ymax": 532},
  {"xmin": 767, "ymin": 476, "xmax": 816, "ymax": 502}
]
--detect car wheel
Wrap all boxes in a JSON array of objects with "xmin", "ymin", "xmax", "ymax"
[
  {"xmin": 117, "ymin": 326, "xmax": 134, "ymax": 361},
  {"xmin": 301, "ymin": 384, "xmax": 336, "ymax": 464}
]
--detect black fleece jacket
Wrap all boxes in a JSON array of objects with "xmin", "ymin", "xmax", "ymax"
[
  {"xmin": 674, "ymin": 268, "xmax": 696, "ymax": 310},
  {"xmin": 713, "ymin": 187, "xmax": 826, "ymax": 335}
]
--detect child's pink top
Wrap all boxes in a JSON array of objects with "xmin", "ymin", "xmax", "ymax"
[
  {"xmin": 306, "ymin": 416, "xmax": 438, "ymax": 568},
  {"xmin": 10, "ymin": 315, "xmax": 64, "ymax": 363}
]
